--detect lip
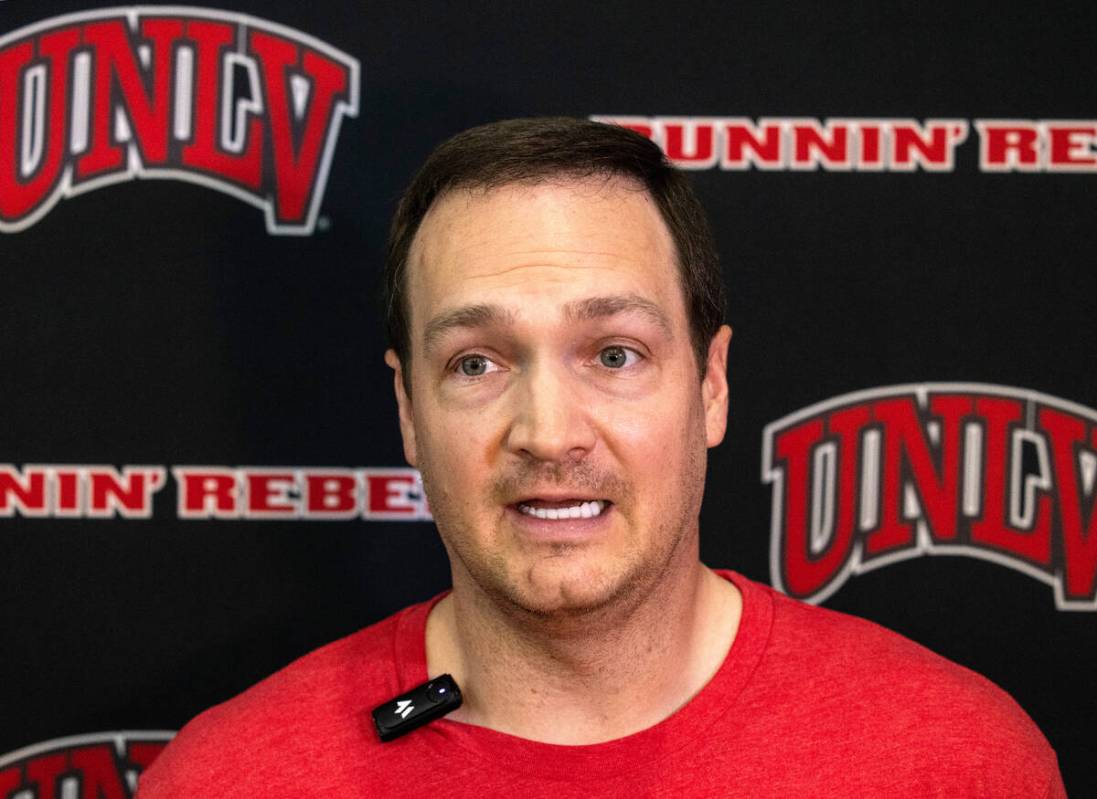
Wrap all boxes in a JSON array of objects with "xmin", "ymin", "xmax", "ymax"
[
  {"xmin": 512, "ymin": 492, "xmax": 610, "ymax": 505},
  {"xmin": 505, "ymin": 501, "xmax": 614, "ymax": 543}
]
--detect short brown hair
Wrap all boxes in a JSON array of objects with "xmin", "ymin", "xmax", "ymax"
[{"xmin": 382, "ymin": 117, "xmax": 726, "ymax": 391}]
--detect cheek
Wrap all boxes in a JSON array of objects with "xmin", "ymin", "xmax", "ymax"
[
  {"xmin": 606, "ymin": 376, "xmax": 704, "ymax": 439},
  {"xmin": 605, "ymin": 390, "xmax": 706, "ymax": 509},
  {"xmin": 413, "ymin": 403, "xmax": 502, "ymax": 505},
  {"xmin": 603, "ymin": 392, "xmax": 705, "ymax": 482}
]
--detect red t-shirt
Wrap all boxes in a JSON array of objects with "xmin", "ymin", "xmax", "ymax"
[{"xmin": 137, "ymin": 571, "xmax": 1065, "ymax": 797}]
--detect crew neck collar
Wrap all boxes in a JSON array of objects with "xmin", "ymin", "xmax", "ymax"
[{"xmin": 390, "ymin": 570, "xmax": 773, "ymax": 780}]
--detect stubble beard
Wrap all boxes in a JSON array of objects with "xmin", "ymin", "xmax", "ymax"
[{"xmin": 420, "ymin": 433, "xmax": 708, "ymax": 627}]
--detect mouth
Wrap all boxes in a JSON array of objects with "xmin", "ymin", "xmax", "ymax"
[{"xmin": 515, "ymin": 499, "xmax": 611, "ymax": 521}]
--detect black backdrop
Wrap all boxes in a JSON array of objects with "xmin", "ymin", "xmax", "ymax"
[{"xmin": 1, "ymin": 2, "xmax": 1095, "ymax": 795}]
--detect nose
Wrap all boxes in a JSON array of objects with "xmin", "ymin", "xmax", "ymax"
[{"xmin": 504, "ymin": 360, "xmax": 596, "ymax": 463}]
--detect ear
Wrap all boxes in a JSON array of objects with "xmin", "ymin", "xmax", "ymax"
[
  {"xmin": 702, "ymin": 325, "xmax": 733, "ymax": 448},
  {"xmin": 385, "ymin": 349, "xmax": 418, "ymax": 467}
]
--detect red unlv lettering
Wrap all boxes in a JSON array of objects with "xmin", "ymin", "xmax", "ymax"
[
  {"xmin": 172, "ymin": 466, "xmax": 431, "ymax": 520},
  {"xmin": 593, "ymin": 116, "xmax": 969, "ymax": 172},
  {"xmin": 977, "ymin": 120, "xmax": 1097, "ymax": 171},
  {"xmin": 762, "ymin": 384, "xmax": 1097, "ymax": 611},
  {"xmin": 0, "ymin": 732, "xmax": 172, "ymax": 799},
  {"xmin": 0, "ymin": 465, "xmax": 165, "ymax": 518},
  {"xmin": 0, "ymin": 7, "xmax": 359, "ymax": 234}
]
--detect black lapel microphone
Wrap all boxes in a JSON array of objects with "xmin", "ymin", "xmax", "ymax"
[{"xmin": 372, "ymin": 674, "xmax": 463, "ymax": 742}]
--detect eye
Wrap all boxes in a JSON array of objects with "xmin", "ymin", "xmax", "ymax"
[
  {"xmin": 598, "ymin": 345, "xmax": 641, "ymax": 369},
  {"xmin": 455, "ymin": 354, "xmax": 497, "ymax": 377}
]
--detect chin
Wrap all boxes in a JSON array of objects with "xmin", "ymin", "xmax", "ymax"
[{"xmin": 501, "ymin": 553, "xmax": 652, "ymax": 618}]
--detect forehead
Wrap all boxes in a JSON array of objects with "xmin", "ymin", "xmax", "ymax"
[{"xmin": 404, "ymin": 177, "xmax": 684, "ymax": 340}]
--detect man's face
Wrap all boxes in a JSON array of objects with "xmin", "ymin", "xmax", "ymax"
[{"xmin": 387, "ymin": 177, "xmax": 730, "ymax": 617}]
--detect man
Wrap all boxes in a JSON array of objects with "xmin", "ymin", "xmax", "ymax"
[{"xmin": 139, "ymin": 118, "xmax": 1065, "ymax": 796}]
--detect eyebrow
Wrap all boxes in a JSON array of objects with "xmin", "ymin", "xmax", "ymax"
[
  {"xmin": 421, "ymin": 293, "xmax": 673, "ymax": 354},
  {"xmin": 423, "ymin": 304, "xmax": 517, "ymax": 354},
  {"xmin": 563, "ymin": 294, "xmax": 672, "ymax": 337}
]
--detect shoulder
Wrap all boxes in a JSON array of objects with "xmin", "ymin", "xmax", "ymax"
[
  {"xmin": 136, "ymin": 603, "xmax": 418, "ymax": 798},
  {"xmin": 739, "ymin": 579, "xmax": 1064, "ymax": 794},
  {"xmin": 764, "ymin": 585, "xmax": 1021, "ymax": 715}
]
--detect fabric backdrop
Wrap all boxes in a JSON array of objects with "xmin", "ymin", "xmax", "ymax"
[{"xmin": 1, "ymin": 2, "xmax": 1094, "ymax": 795}]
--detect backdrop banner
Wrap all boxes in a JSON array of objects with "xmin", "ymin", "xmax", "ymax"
[{"xmin": 2, "ymin": 2, "xmax": 1094, "ymax": 795}]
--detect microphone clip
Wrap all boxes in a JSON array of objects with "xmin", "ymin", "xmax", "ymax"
[{"xmin": 372, "ymin": 674, "xmax": 463, "ymax": 742}]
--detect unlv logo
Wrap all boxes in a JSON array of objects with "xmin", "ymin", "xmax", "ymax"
[
  {"xmin": 0, "ymin": 7, "xmax": 360, "ymax": 235},
  {"xmin": 763, "ymin": 384, "xmax": 1097, "ymax": 610},
  {"xmin": 0, "ymin": 731, "xmax": 173, "ymax": 798}
]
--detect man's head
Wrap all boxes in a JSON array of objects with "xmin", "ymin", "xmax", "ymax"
[
  {"xmin": 383, "ymin": 117, "xmax": 726, "ymax": 395},
  {"xmin": 382, "ymin": 118, "xmax": 731, "ymax": 618}
]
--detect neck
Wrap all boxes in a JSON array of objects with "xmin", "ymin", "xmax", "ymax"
[{"xmin": 425, "ymin": 557, "xmax": 741, "ymax": 745}]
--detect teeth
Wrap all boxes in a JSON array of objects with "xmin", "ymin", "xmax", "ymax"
[{"xmin": 518, "ymin": 500, "xmax": 607, "ymax": 520}]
